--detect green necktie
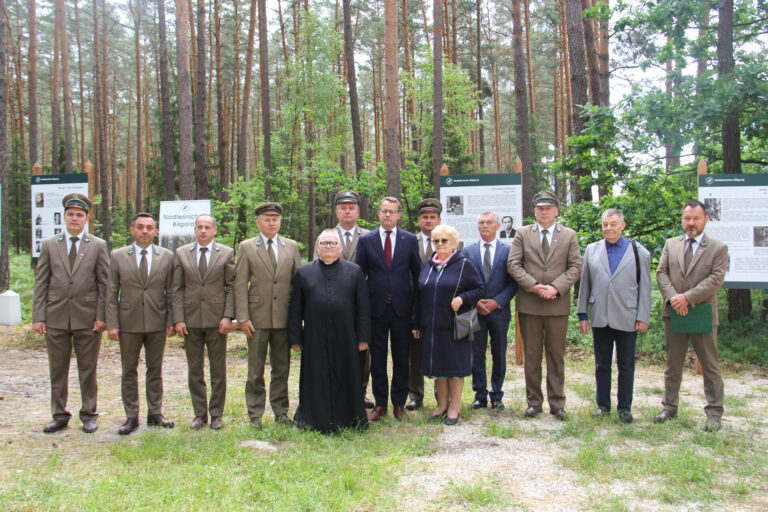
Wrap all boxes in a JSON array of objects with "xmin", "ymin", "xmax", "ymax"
[
  {"xmin": 685, "ymin": 239, "xmax": 695, "ymax": 271},
  {"xmin": 541, "ymin": 229, "xmax": 550, "ymax": 259},
  {"xmin": 139, "ymin": 249, "xmax": 148, "ymax": 283},
  {"xmin": 69, "ymin": 237, "xmax": 79, "ymax": 270},
  {"xmin": 199, "ymin": 247, "xmax": 208, "ymax": 278}
]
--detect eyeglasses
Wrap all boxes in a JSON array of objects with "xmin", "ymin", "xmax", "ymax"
[
  {"xmin": 379, "ymin": 209, "xmax": 400, "ymax": 215},
  {"xmin": 433, "ymin": 238, "xmax": 450, "ymax": 244},
  {"xmin": 318, "ymin": 241, "xmax": 340, "ymax": 248},
  {"xmin": 477, "ymin": 220, "xmax": 496, "ymax": 226}
]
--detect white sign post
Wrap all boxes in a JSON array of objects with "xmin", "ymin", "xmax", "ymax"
[{"xmin": 158, "ymin": 200, "xmax": 211, "ymax": 252}]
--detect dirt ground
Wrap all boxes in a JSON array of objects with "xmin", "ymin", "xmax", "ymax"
[{"xmin": 1, "ymin": 324, "xmax": 767, "ymax": 511}]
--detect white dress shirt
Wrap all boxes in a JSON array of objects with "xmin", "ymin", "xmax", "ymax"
[{"xmin": 379, "ymin": 226, "xmax": 398, "ymax": 255}]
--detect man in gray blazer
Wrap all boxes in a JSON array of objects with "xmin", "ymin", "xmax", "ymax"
[
  {"xmin": 655, "ymin": 200, "xmax": 728, "ymax": 432},
  {"xmin": 507, "ymin": 191, "xmax": 582, "ymax": 420},
  {"xmin": 107, "ymin": 212, "xmax": 176, "ymax": 435},
  {"xmin": 172, "ymin": 214, "xmax": 235, "ymax": 430},
  {"xmin": 577, "ymin": 209, "xmax": 651, "ymax": 423},
  {"xmin": 33, "ymin": 194, "xmax": 109, "ymax": 434}
]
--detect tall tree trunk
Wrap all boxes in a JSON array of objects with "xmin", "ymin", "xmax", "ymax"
[
  {"xmin": 512, "ymin": 0, "xmax": 533, "ymax": 217},
  {"xmin": 581, "ymin": 0, "xmax": 601, "ymax": 106},
  {"xmin": 55, "ymin": 0, "xmax": 73, "ymax": 173},
  {"xmin": 384, "ymin": 0, "xmax": 401, "ymax": 198},
  {"xmin": 27, "ymin": 0, "xmax": 37, "ymax": 168},
  {"xmin": 450, "ymin": 0, "xmax": 458, "ymax": 65},
  {"xmin": 476, "ymin": 0, "xmax": 484, "ymax": 170},
  {"xmin": 157, "ymin": 0, "xmax": 175, "ymax": 200},
  {"xmin": 176, "ymin": 0, "xmax": 195, "ymax": 199},
  {"xmin": 565, "ymin": 0, "xmax": 592, "ymax": 203},
  {"xmin": 432, "ymin": 0, "xmax": 444, "ymax": 197},
  {"xmin": 597, "ymin": 0, "xmax": 610, "ymax": 107},
  {"xmin": 343, "ymin": 0, "xmax": 364, "ymax": 175},
  {"xmin": 402, "ymin": 0, "xmax": 417, "ymax": 156},
  {"xmin": 259, "ymin": 0, "xmax": 271, "ymax": 199},
  {"xmin": 51, "ymin": 16, "xmax": 60, "ymax": 173},
  {"xmin": 93, "ymin": 0, "xmax": 110, "ymax": 245},
  {"xmin": 0, "ymin": 0, "xmax": 8, "ymax": 289},
  {"xmin": 195, "ymin": 0, "xmax": 209, "ymax": 198},
  {"xmin": 524, "ymin": 0, "xmax": 536, "ymax": 116},
  {"xmin": 131, "ymin": 0, "xmax": 144, "ymax": 211},
  {"xmin": 237, "ymin": 0, "xmax": 257, "ymax": 180},
  {"xmin": 214, "ymin": 0, "xmax": 227, "ymax": 200},
  {"xmin": 74, "ymin": 0, "xmax": 86, "ymax": 171},
  {"xmin": 717, "ymin": 0, "xmax": 750, "ymax": 320}
]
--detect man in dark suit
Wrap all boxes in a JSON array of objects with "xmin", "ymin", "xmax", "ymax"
[
  {"xmin": 172, "ymin": 214, "xmax": 235, "ymax": 430},
  {"xmin": 356, "ymin": 196, "xmax": 422, "ymax": 421},
  {"xmin": 655, "ymin": 200, "xmax": 728, "ymax": 432},
  {"xmin": 33, "ymin": 194, "xmax": 109, "ymax": 434},
  {"xmin": 406, "ymin": 198, "xmax": 442, "ymax": 411},
  {"xmin": 507, "ymin": 191, "xmax": 582, "ymax": 420},
  {"xmin": 107, "ymin": 213, "xmax": 176, "ymax": 435},
  {"xmin": 464, "ymin": 212, "xmax": 518, "ymax": 410}
]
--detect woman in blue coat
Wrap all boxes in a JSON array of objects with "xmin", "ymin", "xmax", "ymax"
[{"xmin": 413, "ymin": 225, "xmax": 484, "ymax": 425}]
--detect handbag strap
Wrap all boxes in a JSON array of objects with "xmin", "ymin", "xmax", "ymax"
[{"xmin": 452, "ymin": 258, "xmax": 467, "ymax": 319}]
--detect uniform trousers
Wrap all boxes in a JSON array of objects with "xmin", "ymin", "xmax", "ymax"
[
  {"xmin": 185, "ymin": 327, "xmax": 228, "ymax": 418},
  {"xmin": 46, "ymin": 327, "xmax": 101, "ymax": 422},
  {"xmin": 662, "ymin": 318, "xmax": 724, "ymax": 417},
  {"xmin": 245, "ymin": 328, "xmax": 290, "ymax": 420},
  {"xmin": 518, "ymin": 313, "xmax": 568, "ymax": 411},
  {"xmin": 370, "ymin": 303, "xmax": 410, "ymax": 408},
  {"xmin": 119, "ymin": 331, "xmax": 167, "ymax": 418}
]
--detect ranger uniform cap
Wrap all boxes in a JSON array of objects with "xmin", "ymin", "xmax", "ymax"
[
  {"xmin": 334, "ymin": 190, "xmax": 360, "ymax": 206},
  {"xmin": 416, "ymin": 198, "xmax": 443, "ymax": 215},
  {"xmin": 532, "ymin": 190, "xmax": 560, "ymax": 207},
  {"xmin": 62, "ymin": 193, "xmax": 92, "ymax": 214},
  {"xmin": 254, "ymin": 202, "xmax": 283, "ymax": 216}
]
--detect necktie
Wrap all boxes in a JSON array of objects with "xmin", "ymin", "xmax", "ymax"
[
  {"xmin": 345, "ymin": 232, "xmax": 352, "ymax": 247},
  {"xmin": 426, "ymin": 237, "xmax": 433, "ymax": 257},
  {"xmin": 685, "ymin": 239, "xmax": 695, "ymax": 271},
  {"xmin": 483, "ymin": 242, "xmax": 492, "ymax": 281},
  {"xmin": 267, "ymin": 239, "xmax": 277, "ymax": 270},
  {"xmin": 384, "ymin": 230, "xmax": 392, "ymax": 268},
  {"xmin": 139, "ymin": 249, "xmax": 148, "ymax": 284},
  {"xmin": 541, "ymin": 229, "xmax": 550, "ymax": 259},
  {"xmin": 68, "ymin": 237, "xmax": 79, "ymax": 270},
  {"xmin": 199, "ymin": 247, "xmax": 208, "ymax": 278}
]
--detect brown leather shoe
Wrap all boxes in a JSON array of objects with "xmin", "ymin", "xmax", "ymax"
[
  {"xmin": 653, "ymin": 409, "xmax": 676, "ymax": 424},
  {"xmin": 190, "ymin": 415, "xmax": 207, "ymax": 430},
  {"xmin": 393, "ymin": 406, "xmax": 405, "ymax": 420},
  {"xmin": 275, "ymin": 413, "xmax": 293, "ymax": 425},
  {"xmin": 367, "ymin": 406, "xmax": 387, "ymax": 421},
  {"xmin": 363, "ymin": 398, "xmax": 375, "ymax": 409},
  {"xmin": 551, "ymin": 408, "xmax": 568, "ymax": 421},
  {"xmin": 118, "ymin": 417, "xmax": 139, "ymax": 435},
  {"xmin": 405, "ymin": 400, "xmax": 422, "ymax": 411},
  {"xmin": 43, "ymin": 418, "xmax": 69, "ymax": 433},
  {"xmin": 524, "ymin": 406, "xmax": 541, "ymax": 418},
  {"xmin": 82, "ymin": 419, "xmax": 98, "ymax": 434},
  {"xmin": 147, "ymin": 414, "xmax": 175, "ymax": 428},
  {"xmin": 210, "ymin": 416, "xmax": 223, "ymax": 430}
]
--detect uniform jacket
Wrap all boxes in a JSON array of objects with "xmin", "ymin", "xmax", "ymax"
[
  {"xmin": 355, "ymin": 228, "xmax": 422, "ymax": 318},
  {"xmin": 106, "ymin": 244, "xmax": 175, "ymax": 333},
  {"xmin": 172, "ymin": 241, "xmax": 236, "ymax": 329},
  {"xmin": 656, "ymin": 233, "xmax": 728, "ymax": 326},
  {"xmin": 234, "ymin": 235, "xmax": 301, "ymax": 329},
  {"xmin": 506, "ymin": 223, "xmax": 582, "ymax": 316},
  {"xmin": 577, "ymin": 239, "xmax": 652, "ymax": 331},
  {"xmin": 33, "ymin": 232, "xmax": 110, "ymax": 329},
  {"xmin": 463, "ymin": 240, "xmax": 518, "ymax": 320}
]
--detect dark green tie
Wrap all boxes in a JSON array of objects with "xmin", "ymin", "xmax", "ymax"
[
  {"xmin": 267, "ymin": 239, "xmax": 277, "ymax": 270},
  {"xmin": 685, "ymin": 239, "xmax": 695, "ymax": 271},
  {"xmin": 139, "ymin": 249, "xmax": 148, "ymax": 284},
  {"xmin": 541, "ymin": 229, "xmax": 550, "ymax": 259},
  {"xmin": 199, "ymin": 247, "xmax": 208, "ymax": 278},
  {"xmin": 69, "ymin": 237, "xmax": 79, "ymax": 270}
]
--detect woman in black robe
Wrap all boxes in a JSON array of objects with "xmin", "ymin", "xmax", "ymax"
[{"xmin": 288, "ymin": 229, "xmax": 371, "ymax": 433}]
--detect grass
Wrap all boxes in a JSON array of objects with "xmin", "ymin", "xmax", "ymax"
[{"xmin": 445, "ymin": 481, "xmax": 505, "ymax": 509}]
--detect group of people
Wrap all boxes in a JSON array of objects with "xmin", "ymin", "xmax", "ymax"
[{"xmin": 32, "ymin": 189, "xmax": 728, "ymax": 436}]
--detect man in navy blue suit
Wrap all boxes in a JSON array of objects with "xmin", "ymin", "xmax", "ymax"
[
  {"xmin": 463, "ymin": 211, "xmax": 518, "ymax": 410},
  {"xmin": 356, "ymin": 196, "xmax": 422, "ymax": 421}
]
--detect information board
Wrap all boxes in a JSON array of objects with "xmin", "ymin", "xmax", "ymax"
[
  {"xmin": 699, "ymin": 173, "xmax": 768, "ymax": 289},
  {"xmin": 31, "ymin": 173, "xmax": 90, "ymax": 261},
  {"xmin": 158, "ymin": 200, "xmax": 211, "ymax": 252},
  {"xmin": 439, "ymin": 173, "xmax": 523, "ymax": 245}
]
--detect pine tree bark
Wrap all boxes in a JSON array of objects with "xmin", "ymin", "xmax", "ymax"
[
  {"xmin": 384, "ymin": 0, "xmax": 401, "ymax": 198},
  {"xmin": 237, "ymin": 0, "xmax": 258, "ymax": 180},
  {"xmin": 176, "ymin": 0, "xmax": 195, "ymax": 200},
  {"xmin": 343, "ymin": 0, "xmax": 364, "ymax": 175},
  {"xmin": 581, "ymin": 0, "xmax": 601, "ymax": 106},
  {"xmin": 476, "ymin": 0, "xmax": 484, "ymax": 170},
  {"xmin": 512, "ymin": 0, "xmax": 533, "ymax": 218},
  {"xmin": 93, "ymin": 0, "xmax": 110, "ymax": 245},
  {"xmin": 157, "ymin": 0, "xmax": 175, "ymax": 200},
  {"xmin": 51, "ymin": 16, "xmax": 61, "ymax": 174},
  {"xmin": 259, "ymin": 0, "xmax": 271, "ymax": 199},
  {"xmin": 0, "ymin": 0, "xmax": 9, "ymax": 289},
  {"xmin": 27, "ymin": 0, "xmax": 37, "ymax": 168},
  {"xmin": 433, "ymin": 0, "xmax": 444, "ymax": 197},
  {"xmin": 55, "ymin": 0, "xmax": 73, "ymax": 173},
  {"xmin": 597, "ymin": 0, "xmax": 610, "ymax": 107},
  {"xmin": 214, "ymin": 0, "xmax": 227, "ymax": 200},
  {"xmin": 74, "ymin": 0, "xmax": 86, "ymax": 171},
  {"xmin": 130, "ymin": 0, "xmax": 144, "ymax": 211},
  {"xmin": 195, "ymin": 0, "xmax": 209, "ymax": 199}
]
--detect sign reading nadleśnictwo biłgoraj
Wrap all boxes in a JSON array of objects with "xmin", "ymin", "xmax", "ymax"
[
  {"xmin": 158, "ymin": 200, "xmax": 211, "ymax": 253},
  {"xmin": 31, "ymin": 173, "xmax": 90, "ymax": 263},
  {"xmin": 699, "ymin": 173, "xmax": 768, "ymax": 289},
  {"xmin": 439, "ymin": 173, "xmax": 522, "ymax": 245}
]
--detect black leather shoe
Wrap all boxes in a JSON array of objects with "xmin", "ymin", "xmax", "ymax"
[
  {"xmin": 653, "ymin": 409, "xmax": 676, "ymax": 424},
  {"xmin": 250, "ymin": 417, "xmax": 262, "ymax": 429},
  {"xmin": 618, "ymin": 410, "xmax": 633, "ymax": 424},
  {"xmin": 429, "ymin": 410, "xmax": 447, "ymax": 421},
  {"xmin": 491, "ymin": 399, "xmax": 505, "ymax": 410},
  {"xmin": 147, "ymin": 414, "xmax": 174, "ymax": 428},
  {"xmin": 43, "ymin": 418, "xmax": 69, "ymax": 433},
  {"xmin": 363, "ymin": 398, "xmax": 375, "ymax": 409},
  {"xmin": 470, "ymin": 399, "xmax": 487, "ymax": 410},
  {"xmin": 82, "ymin": 419, "xmax": 98, "ymax": 434},
  {"xmin": 524, "ymin": 406, "xmax": 541, "ymax": 418},
  {"xmin": 118, "ymin": 417, "xmax": 139, "ymax": 435},
  {"xmin": 190, "ymin": 415, "xmax": 207, "ymax": 430},
  {"xmin": 444, "ymin": 416, "xmax": 459, "ymax": 426},
  {"xmin": 704, "ymin": 415, "xmax": 721, "ymax": 432},
  {"xmin": 210, "ymin": 416, "xmax": 223, "ymax": 430},
  {"xmin": 592, "ymin": 407, "xmax": 610, "ymax": 418},
  {"xmin": 551, "ymin": 408, "xmax": 568, "ymax": 421},
  {"xmin": 405, "ymin": 400, "xmax": 422, "ymax": 411},
  {"xmin": 275, "ymin": 413, "xmax": 293, "ymax": 425}
]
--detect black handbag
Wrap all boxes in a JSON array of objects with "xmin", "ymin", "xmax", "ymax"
[{"xmin": 452, "ymin": 259, "xmax": 479, "ymax": 341}]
